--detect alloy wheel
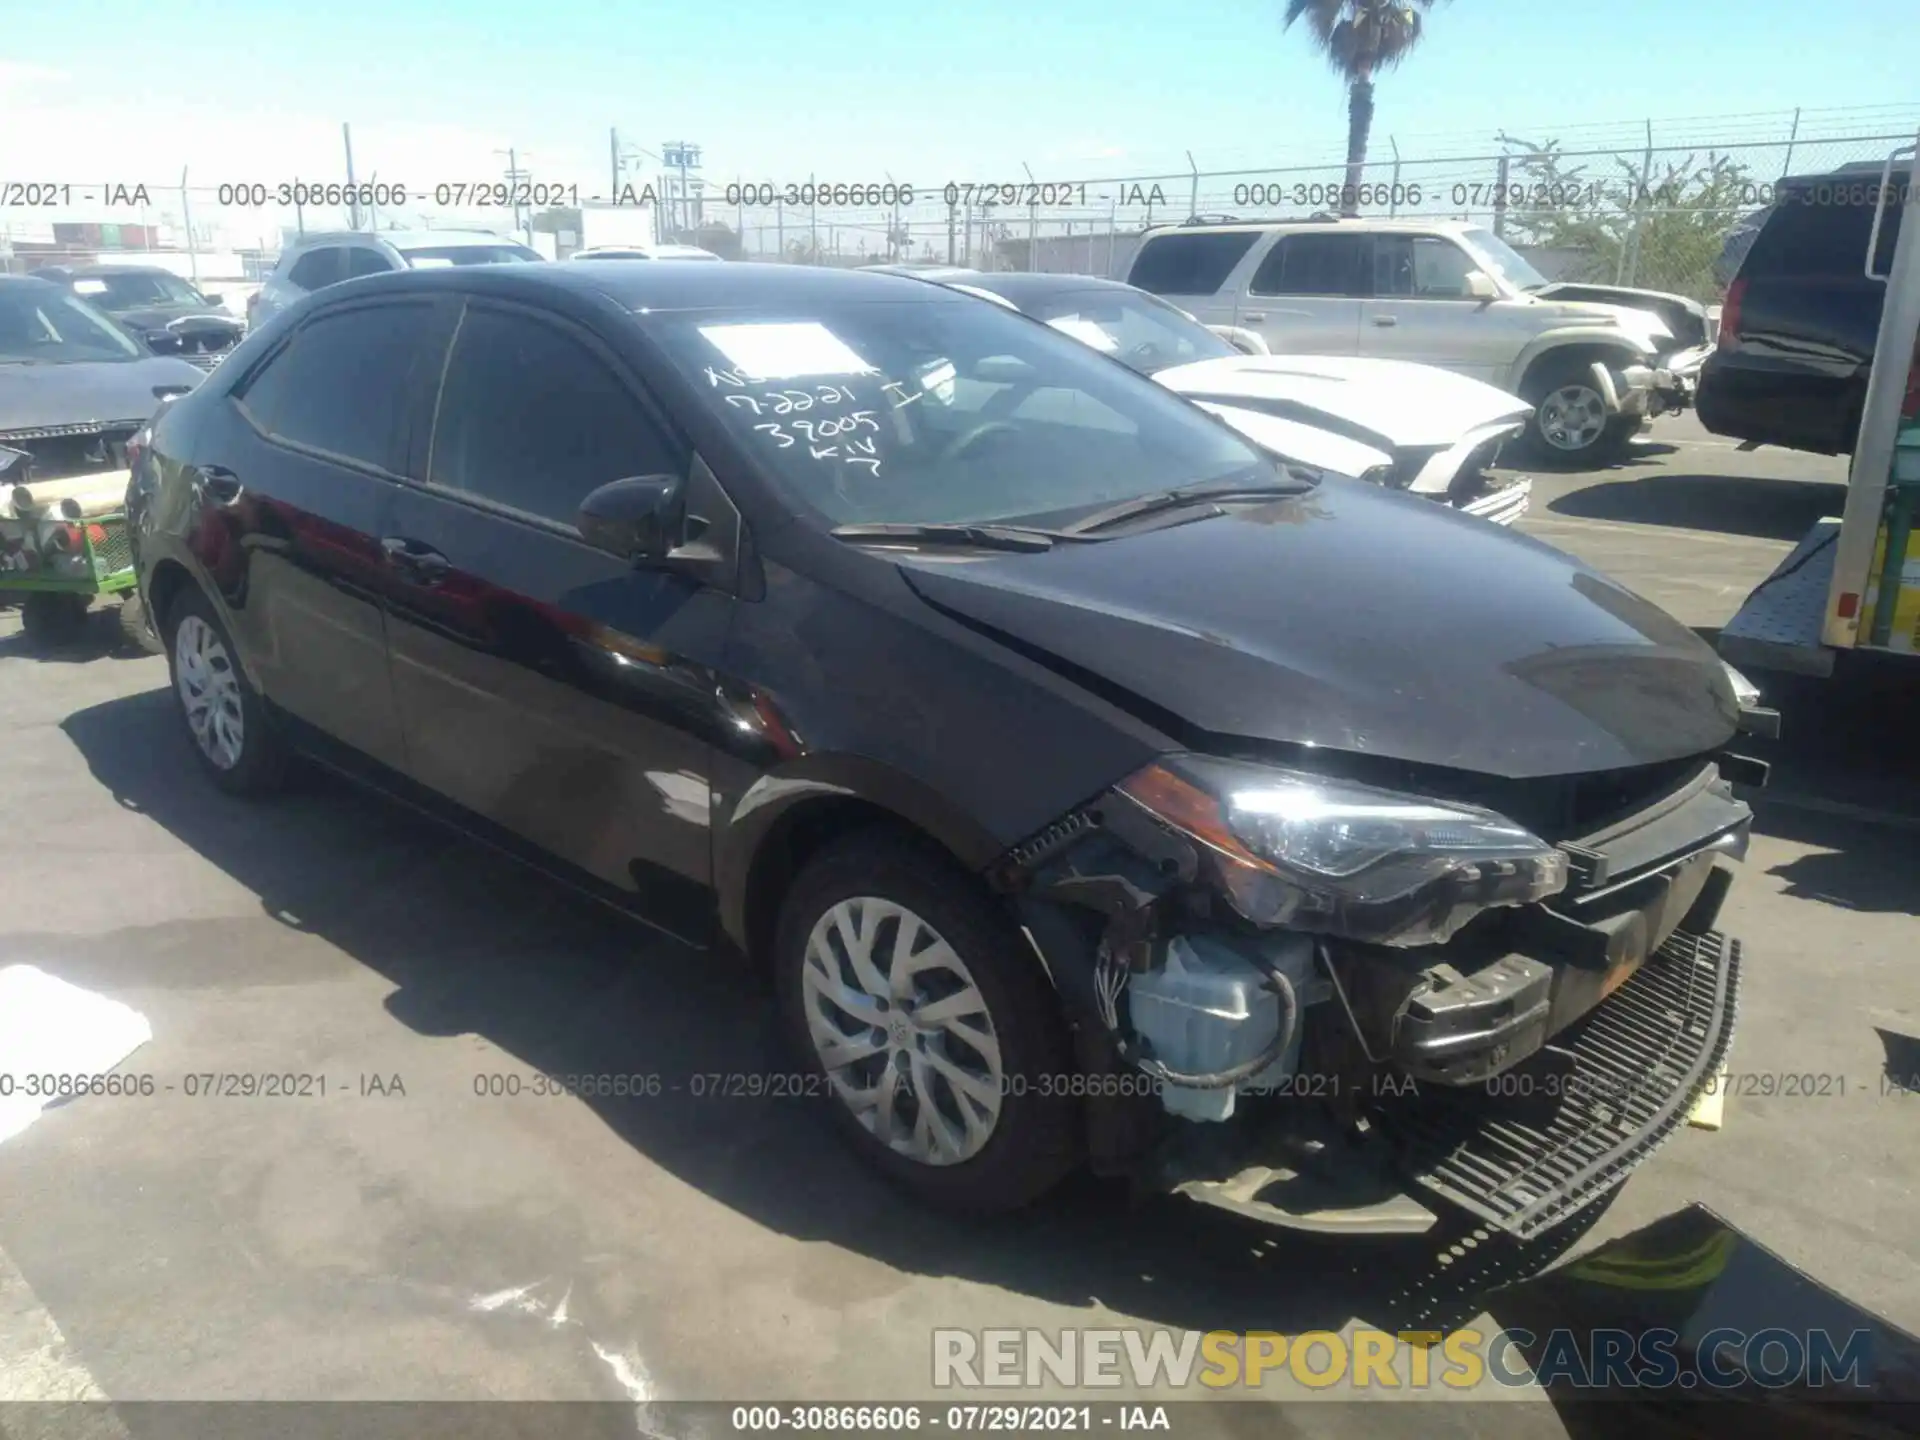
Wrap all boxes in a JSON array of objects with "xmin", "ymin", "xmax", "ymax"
[
  {"xmin": 1538, "ymin": 383, "xmax": 1609, "ymax": 453},
  {"xmin": 174, "ymin": 614, "xmax": 246, "ymax": 770},
  {"xmin": 801, "ymin": 896, "xmax": 1005, "ymax": 1166}
]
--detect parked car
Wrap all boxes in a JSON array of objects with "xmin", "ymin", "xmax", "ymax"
[
  {"xmin": 36, "ymin": 264, "xmax": 245, "ymax": 371},
  {"xmin": 248, "ymin": 230, "xmax": 542, "ymax": 329},
  {"xmin": 569, "ymin": 244, "xmax": 724, "ymax": 261},
  {"xmin": 884, "ymin": 267, "xmax": 1535, "ymax": 525},
  {"xmin": 1698, "ymin": 160, "xmax": 1910, "ymax": 456},
  {"xmin": 0, "ymin": 276, "xmax": 204, "ymax": 477},
  {"xmin": 1125, "ymin": 218, "xmax": 1714, "ymax": 466},
  {"xmin": 130, "ymin": 261, "xmax": 1758, "ymax": 1239}
]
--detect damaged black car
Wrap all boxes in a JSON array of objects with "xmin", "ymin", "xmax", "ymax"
[{"xmin": 128, "ymin": 262, "xmax": 1772, "ymax": 1239}]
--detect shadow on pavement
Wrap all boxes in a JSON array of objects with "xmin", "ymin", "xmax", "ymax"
[
  {"xmin": 0, "ymin": 607, "xmax": 153, "ymax": 664},
  {"xmin": 1548, "ymin": 473, "xmax": 1842, "ymax": 542},
  {"xmin": 60, "ymin": 686, "xmax": 1617, "ymax": 1348}
]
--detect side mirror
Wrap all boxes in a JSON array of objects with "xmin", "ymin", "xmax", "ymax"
[
  {"xmin": 1464, "ymin": 270, "xmax": 1498, "ymax": 300},
  {"xmin": 200, "ymin": 291, "xmax": 226, "ymax": 308},
  {"xmin": 577, "ymin": 474, "xmax": 685, "ymax": 561}
]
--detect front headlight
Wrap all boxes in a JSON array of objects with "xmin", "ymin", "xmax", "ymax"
[{"xmin": 1116, "ymin": 755, "xmax": 1568, "ymax": 947}]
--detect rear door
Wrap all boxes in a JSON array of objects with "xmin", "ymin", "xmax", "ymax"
[
  {"xmin": 1125, "ymin": 230, "xmax": 1261, "ymax": 327},
  {"xmin": 1236, "ymin": 232, "xmax": 1367, "ymax": 355},
  {"xmin": 380, "ymin": 296, "xmax": 728, "ymax": 936},
  {"xmin": 193, "ymin": 296, "xmax": 433, "ymax": 770}
]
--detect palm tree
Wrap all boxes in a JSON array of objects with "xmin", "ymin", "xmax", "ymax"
[{"xmin": 1282, "ymin": 0, "xmax": 1441, "ymax": 215}]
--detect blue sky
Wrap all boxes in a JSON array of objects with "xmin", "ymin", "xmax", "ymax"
[{"xmin": 1, "ymin": 0, "xmax": 1915, "ymax": 235}]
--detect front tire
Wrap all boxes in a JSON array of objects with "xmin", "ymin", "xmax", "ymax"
[
  {"xmin": 164, "ymin": 587, "xmax": 287, "ymax": 796},
  {"xmin": 773, "ymin": 831, "xmax": 1078, "ymax": 1214},
  {"xmin": 1522, "ymin": 358, "xmax": 1639, "ymax": 468}
]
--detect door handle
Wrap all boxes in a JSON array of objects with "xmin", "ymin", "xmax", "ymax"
[
  {"xmin": 193, "ymin": 464, "xmax": 244, "ymax": 505},
  {"xmin": 1240, "ymin": 313, "xmax": 1266, "ymax": 323},
  {"xmin": 380, "ymin": 536, "xmax": 451, "ymax": 585},
  {"xmin": 1371, "ymin": 315, "xmax": 1399, "ymax": 327}
]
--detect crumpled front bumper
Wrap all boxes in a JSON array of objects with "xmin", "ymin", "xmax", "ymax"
[{"xmin": 1454, "ymin": 476, "xmax": 1531, "ymax": 527}]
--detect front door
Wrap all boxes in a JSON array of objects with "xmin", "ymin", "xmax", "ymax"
[{"xmin": 379, "ymin": 297, "xmax": 731, "ymax": 938}]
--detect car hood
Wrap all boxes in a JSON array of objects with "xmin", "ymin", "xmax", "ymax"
[
  {"xmin": 894, "ymin": 477, "xmax": 1738, "ymax": 780},
  {"xmin": 110, "ymin": 303, "xmax": 243, "ymax": 333},
  {"xmin": 1154, "ymin": 355, "xmax": 1532, "ymax": 451},
  {"xmin": 1187, "ymin": 400, "xmax": 1391, "ymax": 478},
  {"xmin": 0, "ymin": 356, "xmax": 206, "ymax": 431}
]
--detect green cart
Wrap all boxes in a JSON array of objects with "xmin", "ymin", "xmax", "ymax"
[{"xmin": 0, "ymin": 506, "xmax": 157, "ymax": 651}]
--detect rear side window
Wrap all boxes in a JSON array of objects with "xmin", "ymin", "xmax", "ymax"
[
  {"xmin": 345, "ymin": 247, "xmax": 394, "ymax": 279},
  {"xmin": 236, "ymin": 302, "xmax": 431, "ymax": 472},
  {"xmin": 1248, "ymin": 234, "xmax": 1368, "ymax": 297},
  {"xmin": 286, "ymin": 248, "xmax": 342, "ymax": 292},
  {"xmin": 428, "ymin": 304, "xmax": 683, "ymax": 526},
  {"xmin": 1129, "ymin": 232, "xmax": 1259, "ymax": 296},
  {"xmin": 1744, "ymin": 182, "xmax": 1903, "ymax": 280}
]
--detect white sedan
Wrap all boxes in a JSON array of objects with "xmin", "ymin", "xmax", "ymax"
[{"xmin": 875, "ymin": 267, "xmax": 1534, "ymax": 526}]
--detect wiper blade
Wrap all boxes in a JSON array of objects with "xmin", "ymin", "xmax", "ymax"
[
  {"xmin": 829, "ymin": 521, "xmax": 1059, "ymax": 553},
  {"xmin": 1062, "ymin": 478, "xmax": 1313, "ymax": 536}
]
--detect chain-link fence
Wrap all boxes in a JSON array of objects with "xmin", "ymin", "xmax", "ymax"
[{"xmin": 3, "ymin": 107, "xmax": 1915, "ymax": 307}]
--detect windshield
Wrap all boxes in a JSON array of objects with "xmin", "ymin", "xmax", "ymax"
[
  {"xmin": 401, "ymin": 244, "xmax": 542, "ymax": 268},
  {"xmin": 69, "ymin": 272, "xmax": 207, "ymax": 310},
  {"xmin": 1461, "ymin": 228, "xmax": 1549, "ymax": 291},
  {"xmin": 0, "ymin": 285, "xmax": 145, "ymax": 362},
  {"xmin": 1010, "ymin": 288, "xmax": 1238, "ymax": 375},
  {"xmin": 642, "ymin": 296, "xmax": 1282, "ymax": 529}
]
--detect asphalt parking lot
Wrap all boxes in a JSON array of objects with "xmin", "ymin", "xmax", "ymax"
[{"xmin": 1, "ymin": 411, "xmax": 1916, "ymax": 1435}]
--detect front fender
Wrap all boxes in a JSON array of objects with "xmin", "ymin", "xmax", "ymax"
[
  {"xmin": 1504, "ymin": 329, "xmax": 1657, "ymax": 395},
  {"xmin": 714, "ymin": 751, "xmax": 1017, "ymax": 954}
]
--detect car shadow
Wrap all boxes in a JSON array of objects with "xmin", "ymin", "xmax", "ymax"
[
  {"xmin": 1547, "ymin": 473, "xmax": 1842, "ymax": 542},
  {"xmin": 0, "ymin": 608, "xmax": 153, "ymax": 664},
  {"xmin": 60, "ymin": 686, "xmax": 1617, "ymax": 1344}
]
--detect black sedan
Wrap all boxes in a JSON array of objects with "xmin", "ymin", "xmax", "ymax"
[
  {"xmin": 128, "ymin": 260, "xmax": 1753, "ymax": 1237},
  {"xmin": 38, "ymin": 264, "xmax": 245, "ymax": 370}
]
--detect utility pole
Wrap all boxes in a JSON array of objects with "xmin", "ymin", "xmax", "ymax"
[
  {"xmin": 496, "ymin": 148, "xmax": 533, "ymax": 244},
  {"xmin": 343, "ymin": 123, "xmax": 361, "ymax": 229},
  {"xmin": 610, "ymin": 128, "xmax": 622, "ymax": 199},
  {"xmin": 180, "ymin": 167, "xmax": 200, "ymax": 284}
]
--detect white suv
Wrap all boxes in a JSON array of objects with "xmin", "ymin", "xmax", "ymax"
[
  {"xmin": 1126, "ymin": 219, "xmax": 1714, "ymax": 466},
  {"xmin": 247, "ymin": 230, "xmax": 543, "ymax": 329}
]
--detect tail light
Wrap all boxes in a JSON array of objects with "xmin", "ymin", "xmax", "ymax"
[
  {"xmin": 1717, "ymin": 276, "xmax": 1746, "ymax": 351},
  {"xmin": 125, "ymin": 428, "xmax": 148, "ymax": 476}
]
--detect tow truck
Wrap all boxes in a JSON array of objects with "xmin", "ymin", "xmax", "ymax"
[{"xmin": 1719, "ymin": 135, "xmax": 1920, "ymax": 677}]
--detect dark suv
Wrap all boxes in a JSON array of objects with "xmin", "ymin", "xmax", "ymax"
[
  {"xmin": 128, "ymin": 260, "xmax": 1754, "ymax": 1240},
  {"xmin": 1698, "ymin": 160, "xmax": 1910, "ymax": 455}
]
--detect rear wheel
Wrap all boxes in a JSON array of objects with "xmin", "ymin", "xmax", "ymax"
[
  {"xmin": 20, "ymin": 592, "xmax": 90, "ymax": 647},
  {"xmin": 773, "ymin": 831, "xmax": 1078, "ymax": 1214},
  {"xmin": 164, "ymin": 587, "xmax": 287, "ymax": 796}
]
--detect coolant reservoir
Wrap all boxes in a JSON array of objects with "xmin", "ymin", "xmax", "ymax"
[{"xmin": 1127, "ymin": 933, "xmax": 1312, "ymax": 1122}]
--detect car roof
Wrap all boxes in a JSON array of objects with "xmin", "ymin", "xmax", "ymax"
[
  {"xmin": 930, "ymin": 271, "xmax": 1139, "ymax": 304},
  {"xmin": 44, "ymin": 264, "xmax": 182, "ymax": 278},
  {"xmin": 0, "ymin": 274, "xmax": 63, "ymax": 293},
  {"xmin": 322, "ymin": 259, "xmax": 975, "ymax": 313},
  {"xmin": 290, "ymin": 229, "xmax": 521, "ymax": 250},
  {"xmin": 1138, "ymin": 217, "xmax": 1478, "ymax": 238},
  {"xmin": 1779, "ymin": 159, "xmax": 1912, "ymax": 188}
]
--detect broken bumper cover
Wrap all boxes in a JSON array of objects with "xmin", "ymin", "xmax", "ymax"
[
  {"xmin": 1453, "ymin": 475, "xmax": 1531, "ymax": 527},
  {"xmin": 1384, "ymin": 926, "xmax": 1739, "ymax": 1239}
]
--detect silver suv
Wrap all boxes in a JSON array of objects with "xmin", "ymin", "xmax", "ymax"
[
  {"xmin": 247, "ymin": 230, "xmax": 543, "ymax": 328},
  {"xmin": 1126, "ymin": 218, "xmax": 1714, "ymax": 466}
]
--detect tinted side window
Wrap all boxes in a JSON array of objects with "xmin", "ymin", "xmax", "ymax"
[
  {"xmin": 345, "ymin": 247, "xmax": 395, "ymax": 279},
  {"xmin": 1248, "ymin": 234, "xmax": 1368, "ymax": 297},
  {"xmin": 235, "ymin": 302, "xmax": 431, "ymax": 472},
  {"xmin": 287, "ymin": 248, "xmax": 342, "ymax": 292},
  {"xmin": 1373, "ymin": 235, "xmax": 1478, "ymax": 298},
  {"xmin": 1129, "ymin": 233, "xmax": 1259, "ymax": 296},
  {"xmin": 429, "ymin": 305, "xmax": 682, "ymax": 526}
]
